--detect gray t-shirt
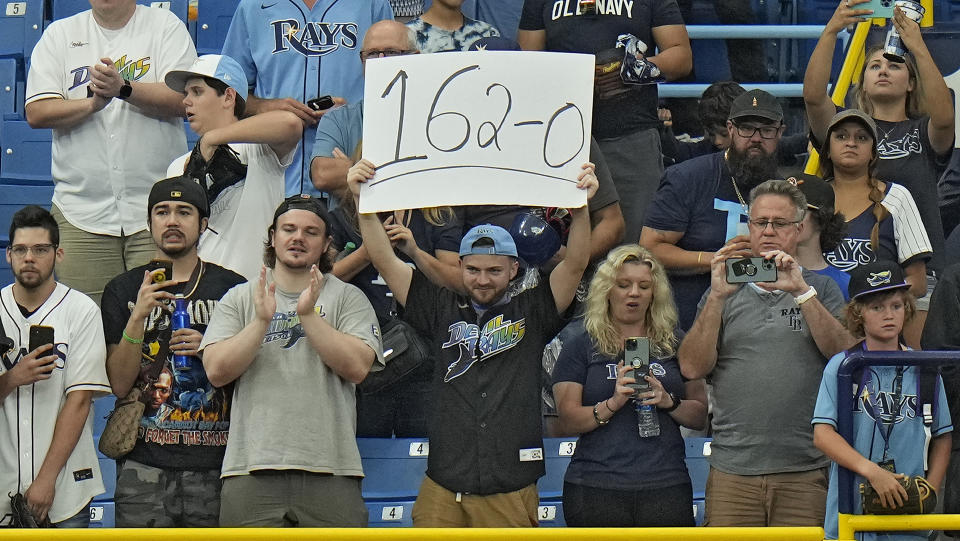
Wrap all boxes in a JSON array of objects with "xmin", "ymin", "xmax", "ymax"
[
  {"xmin": 200, "ymin": 274, "xmax": 383, "ymax": 478},
  {"xmin": 699, "ymin": 270, "xmax": 844, "ymax": 475}
]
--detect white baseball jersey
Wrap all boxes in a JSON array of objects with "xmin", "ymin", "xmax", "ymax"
[
  {"xmin": 0, "ymin": 283, "xmax": 111, "ymax": 523},
  {"xmin": 25, "ymin": 5, "xmax": 197, "ymax": 236}
]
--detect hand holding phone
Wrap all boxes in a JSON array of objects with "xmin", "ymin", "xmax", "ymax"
[
  {"xmin": 307, "ymin": 95, "xmax": 335, "ymax": 112},
  {"xmin": 146, "ymin": 259, "xmax": 173, "ymax": 284},
  {"xmin": 624, "ymin": 337, "xmax": 651, "ymax": 395},
  {"xmin": 28, "ymin": 325, "xmax": 56, "ymax": 370},
  {"xmin": 726, "ymin": 256, "xmax": 777, "ymax": 284}
]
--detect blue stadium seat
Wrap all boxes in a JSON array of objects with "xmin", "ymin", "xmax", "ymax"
[
  {"xmin": 51, "ymin": 0, "xmax": 188, "ymax": 25},
  {"xmin": 0, "ymin": 249, "xmax": 11, "ymax": 285},
  {"xmin": 196, "ymin": 0, "xmax": 240, "ymax": 55},
  {"xmin": 92, "ymin": 395, "xmax": 116, "ymax": 441},
  {"xmin": 88, "ymin": 500, "xmax": 115, "ymax": 528},
  {"xmin": 538, "ymin": 438, "xmax": 576, "ymax": 500},
  {"xmin": 95, "ymin": 458, "xmax": 116, "ymax": 502},
  {"xmin": 684, "ymin": 437, "xmax": 711, "ymax": 501},
  {"xmin": 693, "ymin": 498, "xmax": 706, "ymax": 526},
  {"xmin": 357, "ymin": 438, "xmax": 428, "ymax": 501},
  {"xmin": 0, "ymin": 120, "xmax": 52, "ymax": 184},
  {"xmin": 0, "ymin": 59, "xmax": 17, "ymax": 118},
  {"xmin": 0, "ymin": 183, "xmax": 53, "ymax": 244},
  {"xmin": 0, "ymin": 0, "xmax": 43, "ymax": 61},
  {"xmin": 366, "ymin": 501, "xmax": 414, "ymax": 527},
  {"xmin": 537, "ymin": 500, "xmax": 566, "ymax": 527}
]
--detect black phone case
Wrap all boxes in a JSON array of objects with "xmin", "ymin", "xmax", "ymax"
[{"xmin": 29, "ymin": 325, "xmax": 55, "ymax": 354}]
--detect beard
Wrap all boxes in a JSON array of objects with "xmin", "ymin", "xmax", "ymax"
[
  {"xmin": 727, "ymin": 144, "xmax": 779, "ymax": 191},
  {"xmin": 14, "ymin": 265, "xmax": 54, "ymax": 290}
]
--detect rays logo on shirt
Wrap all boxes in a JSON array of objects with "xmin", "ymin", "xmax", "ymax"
[
  {"xmin": 1, "ymin": 343, "xmax": 68, "ymax": 371},
  {"xmin": 270, "ymin": 20, "xmax": 359, "ymax": 56},
  {"xmin": 855, "ymin": 369, "xmax": 919, "ymax": 424},
  {"xmin": 262, "ymin": 306, "xmax": 325, "ymax": 348},
  {"xmin": 68, "ymin": 55, "xmax": 152, "ymax": 91},
  {"xmin": 440, "ymin": 315, "xmax": 526, "ymax": 382},
  {"xmin": 877, "ymin": 128, "xmax": 922, "ymax": 160},
  {"xmin": 825, "ymin": 238, "xmax": 874, "ymax": 272}
]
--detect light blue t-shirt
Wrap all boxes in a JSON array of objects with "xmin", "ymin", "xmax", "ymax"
[
  {"xmin": 813, "ymin": 349, "xmax": 953, "ymax": 540},
  {"xmin": 311, "ymin": 100, "xmax": 364, "ymax": 203},
  {"xmin": 222, "ymin": 0, "xmax": 393, "ymax": 197}
]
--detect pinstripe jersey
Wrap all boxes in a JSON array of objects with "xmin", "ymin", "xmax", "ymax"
[
  {"xmin": 0, "ymin": 283, "xmax": 110, "ymax": 523},
  {"xmin": 221, "ymin": 0, "xmax": 394, "ymax": 197},
  {"xmin": 824, "ymin": 181, "xmax": 932, "ymax": 273}
]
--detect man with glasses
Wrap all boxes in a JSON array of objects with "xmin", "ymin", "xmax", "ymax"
[
  {"xmin": 310, "ymin": 20, "xmax": 419, "ymax": 202},
  {"xmin": 641, "ymin": 89, "xmax": 788, "ymax": 330},
  {"xmin": 1, "ymin": 206, "xmax": 111, "ymax": 527},
  {"xmin": 222, "ymin": 0, "xmax": 393, "ymax": 198},
  {"xmin": 678, "ymin": 179, "xmax": 852, "ymax": 527},
  {"xmin": 200, "ymin": 195, "xmax": 383, "ymax": 527}
]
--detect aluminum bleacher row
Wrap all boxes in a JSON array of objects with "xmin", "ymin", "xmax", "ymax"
[{"xmin": 86, "ymin": 394, "xmax": 711, "ymax": 528}]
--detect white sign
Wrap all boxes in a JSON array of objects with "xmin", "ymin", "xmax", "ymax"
[{"xmin": 360, "ymin": 51, "xmax": 594, "ymax": 213}]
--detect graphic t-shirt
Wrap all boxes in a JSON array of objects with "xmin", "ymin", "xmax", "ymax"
[{"xmin": 101, "ymin": 261, "xmax": 246, "ymax": 471}]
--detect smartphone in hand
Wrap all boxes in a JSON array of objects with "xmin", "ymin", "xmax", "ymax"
[
  {"xmin": 146, "ymin": 259, "xmax": 173, "ymax": 284},
  {"xmin": 624, "ymin": 337, "xmax": 651, "ymax": 394},
  {"xmin": 307, "ymin": 95, "xmax": 335, "ymax": 111},
  {"xmin": 725, "ymin": 256, "xmax": 777, "ymax": 284},
  {"xmin": 29, "ymin": 325, "xmax": 55, "ymax": 367}
]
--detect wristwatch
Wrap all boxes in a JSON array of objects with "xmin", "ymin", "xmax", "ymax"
[
  {"xmin": 794, "ymin": 286, "xmax": 818, "ymax": 306},
  {"xmin": 117, "ymin": 79, "xmax": 132, "ymax": 100},
  {"xmin": 661, "ymin": 391, "xmax": 681, "ymax": 413}
]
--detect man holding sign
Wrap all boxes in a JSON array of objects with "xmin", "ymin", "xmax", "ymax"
[{"xmin": 348, "ymin": 159, "xmax": 598, "ymax": 527}]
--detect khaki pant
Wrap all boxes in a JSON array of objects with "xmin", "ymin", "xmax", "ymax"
[
  {"xmin": 704, "ymin": 466, "xmax": 829, "ymax": 527},
  {"xmin": 219, "ymin": 471, "xmax": 367, "ymax": 527},
  {"xmin": 412, "ymin": 475, "xmax": 539, "ymax": 528},
  {"xmin": 51, "ymin": 204, "xmax": 155, "ymax": 306}
]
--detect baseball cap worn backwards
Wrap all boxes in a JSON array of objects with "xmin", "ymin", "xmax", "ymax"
[
  {"xmin": 459, "ymin": 225, "xmax": 518, "ymax": 258},
  {"xmin": 848, "ymin": 260, "xmax": 910, "ymax": 300},
  {"xmin": 728, "ymin": 89, "xmax": 783, "ymax": 123},
  {"xmin": 272, "ymin": 194, "xmax": 332, "ymax": 230},
  {"xmin": 788, "ymin": 173, "xmax": 834, "ymax": 211},
  {"xmin": 149, "ymin": 176, "xmax": 210, "ymax": 218},
  {"xmin": 165, "ymin": 54, "xmax": 248, "ymax": 101}
]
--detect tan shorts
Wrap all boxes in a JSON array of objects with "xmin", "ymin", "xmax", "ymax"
[
  {"xmin": 412, "ymin": 476, "xmax": 539, "ymax": 528},
  {"xmin": 704, "ymin": 466, "xmax": 829, "ymax": 527}
]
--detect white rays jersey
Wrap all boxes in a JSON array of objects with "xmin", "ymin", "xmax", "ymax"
[
  {"xmin": 25, "ymin": 5, "xmax": 197, "ymax": 236},
  {"xmin": 0, "ymin": 283, "xmax": 111, "ymax": 522}
]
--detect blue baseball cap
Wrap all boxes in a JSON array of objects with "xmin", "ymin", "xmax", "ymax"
[
  {"xmin": 165, "ymin": 54, "xmax": 248, "ymax": 102},
  {"xmin": 459, "ymin": 224, "xmax": 518, "ymax": 258}
]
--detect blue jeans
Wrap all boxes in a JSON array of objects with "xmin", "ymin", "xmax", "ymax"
[{"xmin": 54, "ymin": 501, "xmax": 91, "ymax": 528}]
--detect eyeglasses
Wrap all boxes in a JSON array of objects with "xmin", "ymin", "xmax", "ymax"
[
  {"xmin": 359, "ymin": 49, "xmax": 413, "ymax": 61},
  {"xmin": 748, "ymin": 219, "xmax": 800, "ymax": 231},
  {"xmin": 733, "ymin": 122, "xmax": 781, "ymax": 140},
  {"xmin": 8, "ymin": 244, "xmax": 56, "ymax": 258}
]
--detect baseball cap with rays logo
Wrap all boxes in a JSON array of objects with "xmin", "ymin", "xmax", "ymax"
[
  {"xmin": 848, "ymin": 259, "xmax": 910, "ymax": 300},
  {"xmin": 165, "ymin": 54, "xmax": 248, "ymax": 101}
]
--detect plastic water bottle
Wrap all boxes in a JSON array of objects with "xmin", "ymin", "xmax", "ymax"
[
  {"xmin": 636, "ymin": 402, "xmax": 660, "ymax": 437},
  {"xmin": 171, "ymin": 294, "xmax": 191, "ymax": 371}
]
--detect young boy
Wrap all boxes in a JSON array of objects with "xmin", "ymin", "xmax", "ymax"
[{"xmin": 813, "ymin": 260, "xmax": 953, "ymax": 540}]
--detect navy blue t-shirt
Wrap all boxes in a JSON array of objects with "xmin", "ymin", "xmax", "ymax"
[
  {"xmin": 552, "ymin": 328, "xmax": 690, "ymax": 491},
  {"xmin": 644, "ymin": 152, "xmax": 750, "ymax": 330}
]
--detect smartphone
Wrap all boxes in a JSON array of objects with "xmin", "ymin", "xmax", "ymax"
[
  {"xmin": 146, "ymin": 259, "xmax": 173, "ymax": 284},
  {"xmin": 624, "ymin": 337, "xmax": 650, "ymax": 394},
  {"xmin": 29, "ymin": 325, "xmax": 55, "ymax": 355},
  {"xmin": 859, "ymin": 0, "xmax": 895, "ymax": 19},
  {"xmin": 726, "ymin": 256, "xmax": 777, "ymax": 284},
  {"xmin": 307, "ymin": 95, "xmax": 335, "ymax": 111}
]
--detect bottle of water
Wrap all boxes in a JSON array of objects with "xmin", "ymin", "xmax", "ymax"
[
  {"xmin": 171, "ymin": 294, "xmax": 191, "ymax": 371},
  {"xmin": 636, "ymin": 402, "xmax": 660, "ymax": 438}
]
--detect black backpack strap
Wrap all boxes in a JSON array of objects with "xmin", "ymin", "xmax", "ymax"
[
  {"xmin": 0, "ymin": 315, "xmax": 14, "ymax": 370},
  {"xmin": 918, "ymin": 366, "xmax": 938, "ymax": 427}
]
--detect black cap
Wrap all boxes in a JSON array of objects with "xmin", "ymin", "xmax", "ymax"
[
  {"xmin": 848, "ymin": 260, "xmax": 910, "ymax": 300},
  {"xmin": 272, "ymin": 194, "xmax": 332, "ymax": 229},
  {"xmin": 728, "ymin": 89, "xmax": 783, "ymax": 123},
  {"xmin": 787, "ymin": 174, "xmax": 834, "ymax": 211},
  {"xmin": 148, "ymin": 176, "xmax": 209, "ymax": 218}
]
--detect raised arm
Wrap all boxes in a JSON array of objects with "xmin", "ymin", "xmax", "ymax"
[
  {"xmin": 550, "ymin": 164, "xmax": 599, "ymax": 313},
  {"xmin": 200, "ymin": 110, "xmax": 302, "ymax": 161},
  {"xmin": 347, "ymin": 160, "xmax": 414, "ymax": 307},
  {"xmin": 649, "ymin": 25, "xmax": 693, "ymax": 81}
]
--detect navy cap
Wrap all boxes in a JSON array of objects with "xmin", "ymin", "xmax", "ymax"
[{"xmin": 848, "ymin": 260, "xmax": 910, "ymax": 300}]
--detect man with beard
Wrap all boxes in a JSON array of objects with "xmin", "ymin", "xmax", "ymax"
[
  {"xmin": 199, "ymin": 195, "xmax": 382, "ymax": 527},
  {"xmin": 641, "ymin": 89, "xmax": 786, "ymax": 330},
  {"xmin": 101, "ymin": 177, "xmax": 245, "ymax": 527},
  {"xmin": 0, "ymin": 206, "xmax": 111, "ymax": 527}
]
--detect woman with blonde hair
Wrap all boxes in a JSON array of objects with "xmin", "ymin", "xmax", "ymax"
[{"xmin": 552, "ymin": 245, "xmax": 707, "ymax": 526}]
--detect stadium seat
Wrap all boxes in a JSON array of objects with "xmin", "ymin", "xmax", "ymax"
[
  {"xmin": 366, "ymin": 501, "xmax": 414, "ymax": 527},
  {"xmin": 88, "ymin": 500, "xmax": 115, "ymax": 528},
  {"xmin": 684, "ymin": 437, "xmax": 711, "ymax": 500},
  {"xmin": 0, "ymin": 0, "xmax": 43, "ymax": 61},
  {"xmin": 0, "ymin": 183, "xmax": 53, "ymax": 244},
  {"xmin": 537, "ymin": 500, "xmax": 566, "ymax": 527},
  {"xmin": 0, "ymin": 59, "xmax": 17, "ymax": 118},
  {"xmin": 693, "ymin": 498, "xmax": 706, "ymax": 526},
  {"xmin": 0, "ymin": 249, "xmax": 11, "ymax": 285},
  {"xmin": 195, "ymin": 0, "xmax": 240, "ymax": 55},
  {"xmin": 50, "ymin": 0, "xmax": 188, "ymax": 25},
  {"xmin": 93, "ymin": 395, "xmax": 116, "ymax": 441},
  {"xmin": 95, "ymin": 458, "xmax": 116, "ymax": 502},
  {"xmin": 538, "ymin": 438, "xmax": 576, "ymax": 500},
  {"xmin": 0, "ymin": 119, "xmax": 52, "ymax": 184},
  {"xmin": 357, "ymin": 438, "xmax": 428, "ymax": 501}
]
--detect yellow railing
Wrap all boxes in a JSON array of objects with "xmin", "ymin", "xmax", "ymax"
[
  {"xmin": 0, "ymin": 527, "xmax": 826, "ymax": 540},
  {"xmin": 838, "ymin": 513, "xmax": 960, "ymax": 540}
]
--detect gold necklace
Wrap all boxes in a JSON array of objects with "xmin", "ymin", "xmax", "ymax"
[{"xmin": 725, "ymin": 150, "xmax": 749, "ymax": 214}]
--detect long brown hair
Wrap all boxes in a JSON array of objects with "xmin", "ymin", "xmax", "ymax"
[{"xmin": 854, "ymin": 45, "xmax": 925, "ymax": 119}]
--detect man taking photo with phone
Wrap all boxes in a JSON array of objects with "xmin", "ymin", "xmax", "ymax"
[
  {"xmin": 678, "ymin": 179, "xmax": 853, "ymax": 528},
  {"xmin": 101, "ymin": 177, "xmax": 246, "ymax": 527},
  {"xmin": 0, "ymin": 206, "xmax": 111, "ymax": 527}
]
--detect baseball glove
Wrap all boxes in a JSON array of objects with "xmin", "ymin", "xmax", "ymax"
[
  {"xmin": 860, "ymin": 475, "xmax": 938, "ymax": 515},
  {"xmin": 183, "ymin": 137, "xmax": 247, "ymax": 204},
  {"xmin": 4, "ymin": 492, "xmax": 51, "ymax": 528}
]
